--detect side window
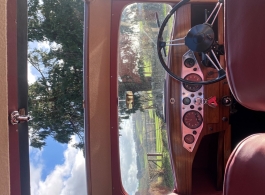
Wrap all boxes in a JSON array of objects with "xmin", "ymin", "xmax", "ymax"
[{"xmin": 118, "ymin": 3, "xmax": 174, "ymax": 194}]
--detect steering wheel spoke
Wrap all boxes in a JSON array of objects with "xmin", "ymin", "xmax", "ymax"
[
  {"xmin": 166, "ymin": 37, "xmax": 185, "ymax": 47},
  {"xmin": 205, "ymin": 51, "xmax": 222, "ymax": 71},
  {"xmin": 210, "ymin": 49, "xmax": 223, "ymax": 69},
  {"xmin": 205, "ymin": 2, "xmax": 223, "ymax": 26},
  {"xmin": 167, "ymin": 37, "xmax": 186, "ymax": 43},
  {"xmin": 167, "ymin": 43, "xmax": 185, "ymax": 46},
  {"xmin": 211, "ymin": 3, "xmax": 223, "ymax": 26}
]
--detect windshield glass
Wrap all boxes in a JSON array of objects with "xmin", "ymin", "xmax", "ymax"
[{"xmin": 118, "ymin": 3, "xmax": 174, "ymax": 195}]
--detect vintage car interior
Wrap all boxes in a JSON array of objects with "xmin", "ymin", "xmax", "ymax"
[
  {"xmin": 4, "ymin": 0, "xmax": 265, "ymax": 195},
  {"xmin": 85, "ymin": 0, "xmax": 265, "ymax": 194}
]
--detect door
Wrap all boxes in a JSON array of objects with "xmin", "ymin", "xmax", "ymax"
[{"xmin": 8, "ymin": 0, "xmax": 30, "ymax": 194}]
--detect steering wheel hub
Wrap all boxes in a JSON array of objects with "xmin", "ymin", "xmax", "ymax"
[
  {"xmin": 185, "ymin": 24, "xmax": 214, "ymax": 52},
  {"xmin": 193, "ymin": 33, "xmax": 204, "ymax": 44}
]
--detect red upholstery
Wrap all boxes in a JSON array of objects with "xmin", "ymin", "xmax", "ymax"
[
  {"xmin": 223, "ymin": 133, "xmax": 265, "ymax": 195},
  {"xmin": 225, "ymin": 0, "xmax": 265, "ymax": 111}
]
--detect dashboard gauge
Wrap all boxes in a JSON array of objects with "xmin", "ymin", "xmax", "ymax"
[
  {"xmin": 184, "ymin": 58, "xmax": 195, "ymax": 68},
  {"xmin": 183, "ymin": 110, "xmax": 203, "ymax": 129},
  {"xmin": 184, "ymin": 134, "xmax": 195, "ymax": 144},
  {"xmin": 183, "ymin": 97, "xmax": 191, "ymax": 105},
  {"xmin": 183, "ymin": 73, "xmax": 202, "ymax": 92}
]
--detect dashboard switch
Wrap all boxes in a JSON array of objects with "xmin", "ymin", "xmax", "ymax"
[
  {"xmin": 206, "ymin": 96, "xmax": 218, "ymax": 108},
  {"xmin": 194, "ymin": 97, "xmax": 203, "ymax": 105},
  {"xmin": 222, "ymin": 96, "xmax": 232, "ymax": 106}
]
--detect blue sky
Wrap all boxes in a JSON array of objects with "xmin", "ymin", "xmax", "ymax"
[
  {"xmin": 32, "ymin": 137, "xmax": 67, "ymax": 181},
  {"xmin": 28, "ymin": 41, "xmax": 87, "ymax": 195},
  {"xmin": 29, "ymin": 136, "xmax": 87, "ymax": 195}
]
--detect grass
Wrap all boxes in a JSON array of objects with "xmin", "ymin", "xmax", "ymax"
[
  {"xmin": 143, "ymin": 59, "xmax": 152, "ymax": 77},
  {"xmin": 142, "ymin": 109, "xmax": 173, "ymax": 187},
  {"xmin": 133, "ymin": 83, "xmax": 174, "ymax": 193}
]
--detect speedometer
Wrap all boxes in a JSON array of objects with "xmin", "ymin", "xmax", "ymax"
[
  {"xmin": 183, "ymin": 73, "xmax": 202, "ymax": 92},
  {"xmin": 183, "ymin": 110, "xmax": 203, "ymax": 129}
]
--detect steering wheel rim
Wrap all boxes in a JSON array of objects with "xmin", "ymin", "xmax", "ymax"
[{"xmin": 157, "ymin": 0, "xmax": 226, "ymax": 85}]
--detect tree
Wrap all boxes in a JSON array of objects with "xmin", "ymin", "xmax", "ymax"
[{"xmin": 28, "ymin": 0, "xmax": 84, "ymax": 149}]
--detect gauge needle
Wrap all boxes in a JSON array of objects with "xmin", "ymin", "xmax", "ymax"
[{"xmin": 196, "ymin": 116, "xmax": 201, "ymax": 121}]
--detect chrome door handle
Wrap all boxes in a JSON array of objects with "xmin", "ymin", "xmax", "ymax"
[{"xmin": 10, "ymin": 109, "xmax": 31, "ymax": 125}]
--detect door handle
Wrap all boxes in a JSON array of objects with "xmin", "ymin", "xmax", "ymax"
[{"xmin": 10, "ymin": 109, "xmax": 31, "ymax": 125}]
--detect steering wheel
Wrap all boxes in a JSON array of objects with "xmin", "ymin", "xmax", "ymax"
[{"xmin": 157, "ymin": 0, "xmax": 226, "ymax": 85}]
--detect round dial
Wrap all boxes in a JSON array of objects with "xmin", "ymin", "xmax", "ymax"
[
  {"xmin": 183, "ymin": 73, "xmax": 202, "ymax": 92},
  {"xmin": 183, "ymin": 97, "xmax": 191, "ymax": 105},
  {"xmin": 184, "ymin": 58, "xmax": 195, "ymax": 68},
  {"xmin": 184, "ymin": 134, "xmax": 195, "ymax": 144},
  {"xmin": 183, "ymin": 110, "xmax": 203, "ymax": 129}
]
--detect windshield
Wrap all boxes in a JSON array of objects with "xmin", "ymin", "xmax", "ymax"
[{"xmin": 118, "ymin": 3, "xmax": 174, "ymax": 195}]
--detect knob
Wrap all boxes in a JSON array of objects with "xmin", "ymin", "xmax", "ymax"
[
  {"xmin": 10, "ymin": 109, "xmax": 31, "ymax": 125},
  {"xmin": 222, "ymin": 96, "xmax": 232, "ymax": 106}
]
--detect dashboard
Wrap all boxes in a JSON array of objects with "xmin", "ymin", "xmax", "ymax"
[
  {"xmin": 181, "ymin": 50, "xmax": 204, "ymax": 152},
  {"xmin": 163, "ymin": 2, "xmax": 231, "ymax": 195}
]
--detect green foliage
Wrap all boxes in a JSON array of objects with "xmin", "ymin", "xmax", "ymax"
[
  {"xmin": 28, "ymin": 0, "xmax": 84, "ymax": 149},
  {"xmin": 28, "ymin": 0, "xmax": 84, "ymax": 47},
  {"xmin": 161, "ymin": 130, "xmax": 174, "ymax": 190}
]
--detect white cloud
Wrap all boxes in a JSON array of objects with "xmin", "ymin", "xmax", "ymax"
[
  {"xmin": 28, "ymin": 41, "xmax": 50, "ymax": 52},
  {"xmin": 119, "ymin": 116, "xmax": 138, "ymax": 195},
  {"xmin": 37, "ymin": 41, "xmax": 50, "ymax": 50},
  {"xmin": 30, "ymin": 137, "xmax": 87, "ymax": 195},
  {"xmin": 30, "ymin": 161, "xmax": 43, "ymax": 194},
  {"xmin": 28, "ymin": 63, "xmax": 37, "ymax": 84}
]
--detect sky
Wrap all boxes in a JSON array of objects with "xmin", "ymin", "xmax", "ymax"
[
  {"xmin": 29, "ymin": 136, "xmax": 87, "ymax": 195},
  {"xmin": 119, "ymin": 116, "xmax": 138, "ymax": 195},
  {"xmin": 28, "ymin": 42, "xmax": 87, "ymax": 195}
]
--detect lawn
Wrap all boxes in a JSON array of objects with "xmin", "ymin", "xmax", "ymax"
[{"xmin": 135, "ymin": 108, "xmax": 173, "ymax": 190}]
